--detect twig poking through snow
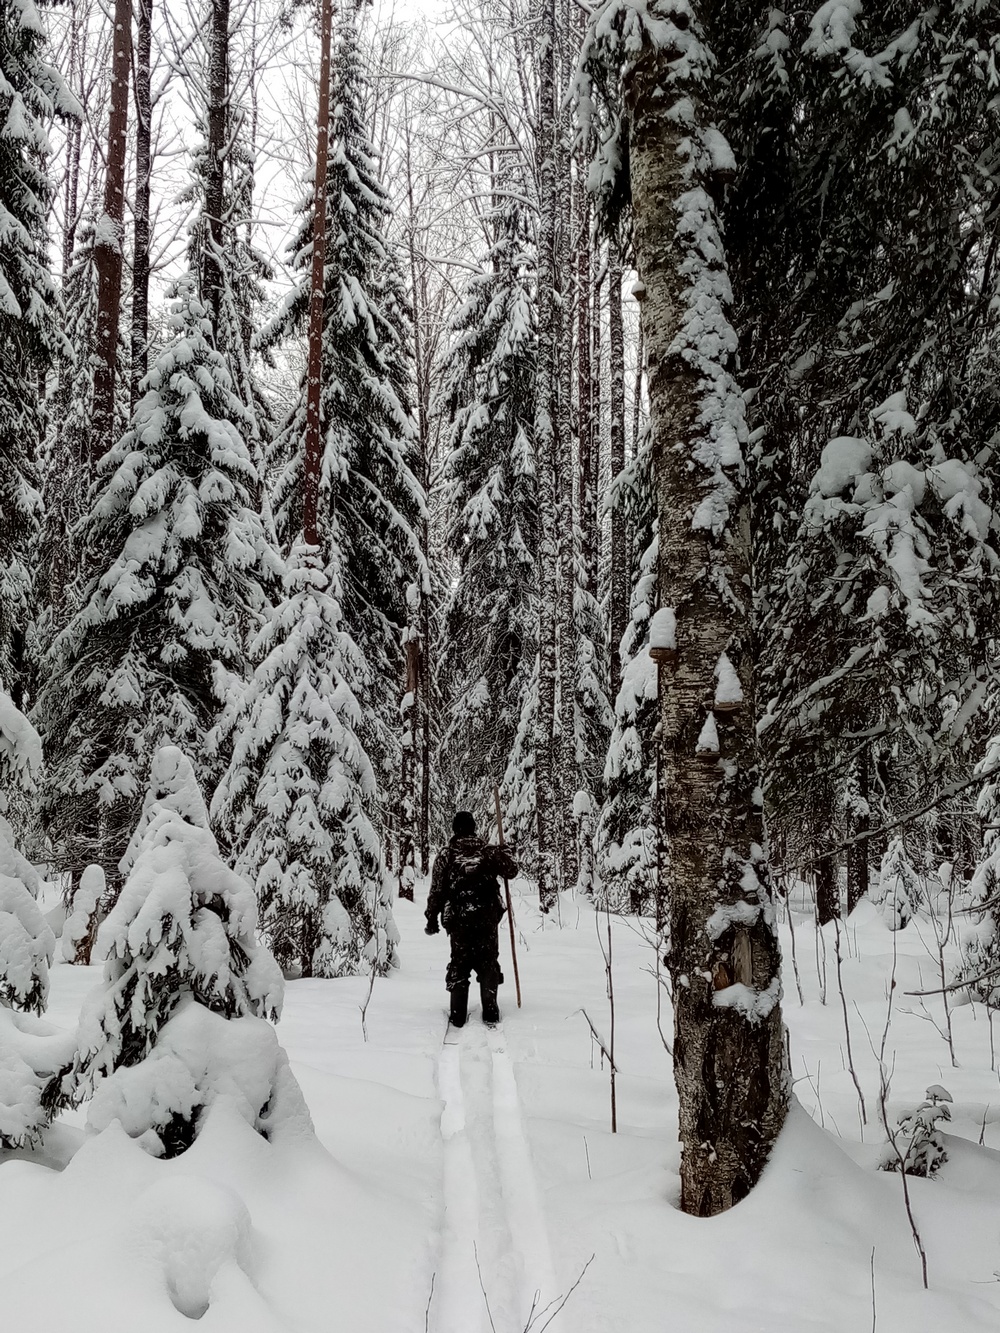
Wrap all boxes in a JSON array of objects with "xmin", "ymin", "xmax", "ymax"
[{"xmin": 524, "ymin": 1255, "xmax": 595, "ymax": 1333}]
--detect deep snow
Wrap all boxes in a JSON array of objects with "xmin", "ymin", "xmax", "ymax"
[{"xmin": 3, "ymin": 880, "xmax": 1000, "ymax": 1331}]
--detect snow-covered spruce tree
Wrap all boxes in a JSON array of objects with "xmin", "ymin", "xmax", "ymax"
[
  {"xmin": 74, "ymin": 746, "xmax": 306, "ymax": 1156},
  {"xmin": 594, "ymin": 428, "xmax": 659, "ymax": 913},
  {"xmin": 875, "ymin": 836, "xmax": 921, "ymax": 932},
  {"xmin": 261, "ymin": 3, "xmax": 424, "ymax": 806},
  {"xmin": 212, "ymin": 544, "xmax": 399, "ymax": 978},
  {"xmin": 182, "ymin": 0, "xmax": 274, "ymax": 432},
  {"xmin": 704, "ymin": 5, "xmax": 1000, "ymax": 908},
  {"xmin": 213, "ymin": 1, "xmax": 399, "ymax": 980},
  {"xmin": 36, "ymin": 278, "xmax": 278, "ymax": 886},
  {"xmin": 583, "ymin": 0, "xmax": 787, "ymax": 1214},
  {"xmin": 0, "ymin": 684, "xmax": 74, "ymax": 1150},
  {"xmin": 35, "ymin": 220, "xmax": 101, "ymax": 645},
  {"xmin": 955, "ymin": 735, "xmax": 1000, "ymax": 1003},
  {"xmin": 437, "ymin": 194, "xmax": 538, "ymax": 824},
  {"xmin": 758, "ymin": 402, "xmax": 1000, "ymax": 919},
  {"xmin": 0, "ymin": 0, "xmax": 74, "ymax": 705}
]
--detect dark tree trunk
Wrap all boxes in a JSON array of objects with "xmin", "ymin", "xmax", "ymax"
[
  {"xmin": 303, "ymin": 0, "xmax": 334, "ymax": 548},
  {"xmin": 203, "ymin": 0, "xmax": 231, "ymax": 332},
  {"xmin": 815, "ymin": 857, "xmax": 839, "ymax": 926},
  {"xmin": 608, "ymin": 251, "xmax": 627, "ymax": 706},
  {"xmin": 131, "ymin": 0, "xmax": 153, "ymax": 407},
  {"xmin": 92, "ymin": 0, "xmax": 132, "ymax": 463},
  {"xmin": 847, "ymin": 750, "xmax": 870, "ymax": 913},
  {"xmin": 534, "ymin": 0, "xmax": 559, "ymax": 914}
]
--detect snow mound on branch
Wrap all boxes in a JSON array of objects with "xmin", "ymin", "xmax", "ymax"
[
  {"xmin": 119, "ymin": 744, "xmax": 212, "ymax": 877},
  {"xmin": 0, "ymin": 853, "xmax": 53, "ymax": 1014},
  {"xmin": 0, "ymin": 1007, "xmax": 75, "ymax": 1149},
  {"xmin": 61, "ymin": 864, "xmax": 104, "ymax": 964},
  {"xmin": 813, "ymin": 436, "xmax": 872, "ymax": 498},
  {"xmin": 0, "ymin": 687, "xmax": 41, "ymax": 799},
  {"xmin": 87, "ymin": 1003, "xmax": 313, "ymax": 1155}
]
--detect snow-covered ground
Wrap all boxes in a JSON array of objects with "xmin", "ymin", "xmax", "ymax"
[{"xmin": 4, "ymin": 881, "xmax": 1000, "ymax": 1331}]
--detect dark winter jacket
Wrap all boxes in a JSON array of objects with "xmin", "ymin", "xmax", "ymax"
[{"xmin": 425, "ymin": 836, "xmax": 517, "ymax": 936}]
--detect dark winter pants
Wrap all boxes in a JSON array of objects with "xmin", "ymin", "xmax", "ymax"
[{"xmin": 445, "ymin": 926, "xmax": 503, "ymax": 992}]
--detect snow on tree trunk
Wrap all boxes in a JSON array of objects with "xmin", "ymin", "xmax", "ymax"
[
  {"xmin": 622, "ymin": 0, "xmax": 787, "ymax": 1215},
  {"xmin": 61, "ymin": 864, "xmax": 105, "ymax": 966}
]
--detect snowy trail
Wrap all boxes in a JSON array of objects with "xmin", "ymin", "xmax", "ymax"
[{"xmin": 433, "ymin": 1021, "xmax": 563, "ymax": 1333}]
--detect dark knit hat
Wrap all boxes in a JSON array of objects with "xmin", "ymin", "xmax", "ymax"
[{"xmin": 452, "ymin": 810, "xmax": 476, "ymax": 838}]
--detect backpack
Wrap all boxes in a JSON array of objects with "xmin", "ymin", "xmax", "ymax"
[{"xmin": 441, "ymin": 840, "xmax": 505, "ymax": 932}]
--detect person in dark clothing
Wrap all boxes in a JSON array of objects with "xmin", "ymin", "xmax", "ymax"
[{"xmin": 425, "ymin": 810, "xmax": 518, "ymax": 1027}]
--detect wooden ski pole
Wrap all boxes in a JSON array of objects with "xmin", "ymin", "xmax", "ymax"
[{"xmin": 494, "ymin": 785, "xmax": 522, "ymax": 1008}]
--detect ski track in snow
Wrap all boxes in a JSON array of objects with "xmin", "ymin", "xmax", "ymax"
[{"xmin": 433, "ymin": 1021, "xmax": 562, "ymax": 1333}]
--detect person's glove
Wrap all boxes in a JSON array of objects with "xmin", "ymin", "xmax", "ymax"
[{"xmin": 425, "ymin": 919, "xmax": 439, "ymax": 935}]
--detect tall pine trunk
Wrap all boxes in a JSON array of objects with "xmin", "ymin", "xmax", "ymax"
[
  {"xmin": 303, "ymin": 0, "xmax": 334, "ymax": 549},
  {"xmin": 131, "ymin": 0, "xmax": 153, "ymax": 407},
  {"xmin": 92, "ymin": 0, "xmax": 132, "ymax": 462},
  {"xmin": 534, "ymin": 0, "xmax": 559, "ymax": 913},
  {"xmin": 608, "ymin": 251, "xmax": 627, "ymax": 706},
  {"xmin": 203, "ymin": 0, "xmax": 231, "ymax": 332},
  {"xmin": 556, "ymin": 117, "xmax": 577, "ymax": 893},
  {"xmin": 624, "ymin": 3, "xmax": 787, "ymax": 1215}
]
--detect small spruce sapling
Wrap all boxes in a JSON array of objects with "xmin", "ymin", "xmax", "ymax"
[
  {"xmin": 75, "ymin": 746, "xmax": 297, "ymax": 1155},
  {"xmin": 0, "ymin": 684, "xmax": 74, "ymax": 1149},
  {"xmin": 876, "ymin": 838, "xmax": 921, "ymax": 931},
  {"xmin": 880, "ymin": 1084, "xmax": 952, "ymax": 1178}
]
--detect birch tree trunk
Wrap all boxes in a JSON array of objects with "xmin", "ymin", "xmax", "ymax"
[
  {"xmin": 91, "ymin": 0, "xmax": 131, "ymax": 462},
  {"xmin": 131, "ymin": 0, "xmax": 153, "ymax": 407},
  {"xmin": 624, "ymin": 2, "xmax": 787, "ymax": 1216},
  {"xmin": 534, "ymin": 0, "xmax": 560, "ymax": 913}
]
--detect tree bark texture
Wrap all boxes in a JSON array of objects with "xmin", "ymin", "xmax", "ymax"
[
  {"xmin": 203, "ymin": 0, "xmax": 231, "ymax": 331},
  {"xmin": 131, "ymin": 0, "xmax": 153, "ymax": 408},
  {"xmin": 556, "ymin": 133, "xmax": 577, "ymax": 893},
  {"xmin": 624, "ymin": 4, "xmax": 788, "ymax": 1216},
  {"xmin": 533, "ymin": 0, "xmax": 559, "ymax": 913},
  {"xmin": 847, "ymin": 750, "xmax": 870, "ymax": 914},
  {"xmin": 303, "ymin": 0, "xmax": 334, "ymax": 548},
  {"xmin": 608, "ymin": 250, "xmax": 627, "ymax": 707},
  {"xmin": 92, "ymin": 0, "xmax": 131, "ymax": 463}
]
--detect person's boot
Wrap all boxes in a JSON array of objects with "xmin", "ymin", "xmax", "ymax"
[
  {"xmin": 480, "ymin": 984, "xmax": 500, "ymax": 1027},
  {"xmin": 449, "ymin": 984, "xmax": 469, "ymax": 1028}
]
